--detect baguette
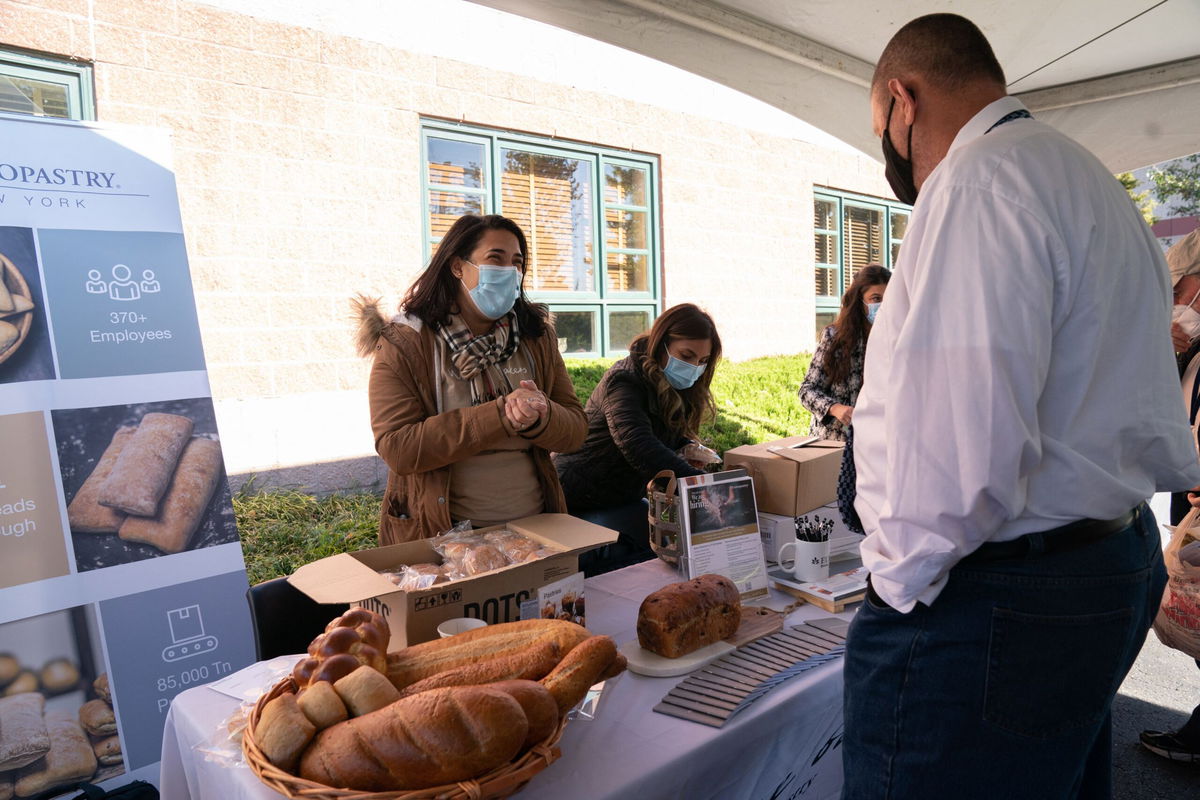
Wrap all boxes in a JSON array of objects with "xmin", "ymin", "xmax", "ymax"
[
  {"xmin": 488, "ymin": 680, "xmax": 558, "ymax": 750},
  {"xmin": 540, "ymin": 635, "xmax": 621, "ymax": 716},
  {"xmin": 298, "ymin": 685, "xmax": 527, "ymax": 791},
  {"xmin": 385, "ymin": 619, "xmax": 590, "ymax": 690},
  {"xmin": 398, "ymin": 638, "xmax": 561, "ymax": 697}
]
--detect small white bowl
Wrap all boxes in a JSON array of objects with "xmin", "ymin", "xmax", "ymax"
[{"xmin": 437, "ymin": 617, "xmax": 488, "ymax": 638}]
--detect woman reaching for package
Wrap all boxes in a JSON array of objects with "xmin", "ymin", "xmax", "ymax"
[{"xmin": 356, "ymin": 214, "xmax": 586, "ymax": 545}]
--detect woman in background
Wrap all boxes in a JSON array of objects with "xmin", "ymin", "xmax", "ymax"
[
  {"xmin": 356, "ymin": 213, "xmax": 586, "ymax": 544},
  {"xmin": 798, "ymin": 264, "xmax": 891, "ymax": 441},
  {"xmin": 554, "ymin": 304, "xmax": 722, "ymax": 571}
]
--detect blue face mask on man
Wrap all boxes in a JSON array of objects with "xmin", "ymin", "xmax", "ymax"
[
  {"xmin": 663, "ymin": 353, "xmax": 707, "ymax": 390},
  {"xmin": 463, "ymin": 262, "xmax": 521, "ymax": 320}
]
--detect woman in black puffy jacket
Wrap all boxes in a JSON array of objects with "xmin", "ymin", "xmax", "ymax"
[{"xmin": 554, "ymin": 304, "xmax": 721, "ymax": 568}]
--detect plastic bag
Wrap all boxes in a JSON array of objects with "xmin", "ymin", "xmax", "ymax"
[
  {"xmin": 1153, "ymin": 510, "xmax": 1200, "ymax": 659},
  {"xmin": 679, "ymin": 441, "xmax": 722, "ymax": 466}
]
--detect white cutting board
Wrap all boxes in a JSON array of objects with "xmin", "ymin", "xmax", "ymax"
[{"xmin": 619, "ymin": 638, "xmax": 735, "ymax": 677}]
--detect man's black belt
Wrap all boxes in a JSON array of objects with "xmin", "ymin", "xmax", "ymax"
[{"xmin": 962, "ymin": 506, "xmax": 1138, "ymax": 563}]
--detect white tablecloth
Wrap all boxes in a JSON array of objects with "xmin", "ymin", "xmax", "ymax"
[{"xmin": 159, "ymin": 559, "xmax": 850, "ymax": 800}]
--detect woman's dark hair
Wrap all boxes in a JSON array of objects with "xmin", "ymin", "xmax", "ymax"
[
  {"xmin": 631, "ymin": 303, "xmax": 722, "ymax": 439},
  {"xmin": 401, "ymin": 213, "xmax": 548, "ymax": 337},
  {"xmin": 824, "ymin": 264, "xmax": 891, "ymax": 386}
]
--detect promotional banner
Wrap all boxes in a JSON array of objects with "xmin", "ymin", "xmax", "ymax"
[{"xmin": 0, "ymin": 112, "xmax": 256, "ymax": 795}]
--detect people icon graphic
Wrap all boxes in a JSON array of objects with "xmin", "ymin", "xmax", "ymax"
[
  {"xmin": 108, "ymin": 264, "xmax": 140, "ymax": 301},
  {"xmin": 85, "ymin": 269, "xmax": 107, "ymax": 294},
  {"xmin": 140, "ymin": 269, "xmax": 161, "ymax": 294}
]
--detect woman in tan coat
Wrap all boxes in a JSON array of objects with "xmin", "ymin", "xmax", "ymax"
[{"xmin": 356, "ymin": 214, "xmax": 586, "ymax": 544}]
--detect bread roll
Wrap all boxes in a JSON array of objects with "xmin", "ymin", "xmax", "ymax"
[
  {"xmin": 98, "ymin": 412, "xmax": 194, "ymax": 516},
  {"xmin": 3, "ymin": 672, "xmax": 36, "ymax": 697},
  {"xmin": 488, "ymin": 680, "xmax": 558, "ymax": 750},
  {"xmin": 386, "ymin": 619, "xmax": 590, "ymax": 690},
  {"xmin": 78, "ymin": 699, "xmax": 116, "ymax": 737},
  {"xmin": 398, "ymin": 637, "xmax": 561, "ymax": 697},
  {"xmin": 0, "ymin": 655, "xmax": 17, "ymax": 689},
  {"xmin": 332, "ymin": 666, "xmax": 401, "ymax": 717},
  {"xmin": 92, "ymin": 674, "xmax": 111, "ymax": 704},
  {"xmin": 91, "ymin": 735, "xmax": 122, "ymax": 767},
  {"xmin": 296, "ymin": 682, "xmax": 347, "ymax": 730},
  {"xmin": 14, "ymin": 712, "xmax": 96, "ymax": 797},
  {"xmin": 253, "ymin": 693, "xmax": 315, "ymax": 774},
  {"xmin": 118, "ymin": 437, "xmax": 222, "ymax": 553},
  {"xmin": 0, "ymin": 694, "xmax": 49, "ymax": 771},
  {"xmin": 66, "ymin": 427, "xmax": 134, "ymax": 534},
  {"xmin": 540, "ymin": 635, "xmax": 620, "ymax": 715},
  {"xmin": 298, "ymin": 686, "xmax": 527, "ymax": 791},
  {"xmin": 636, "ymin": 573, "xmax": 741, "ymax": 658},
  {"xmin": 462, "ymin": 544, "xmax": 508, "ymax": 575},
  {"xmin": 39, "ymin": 659, "xmax": 79, "ymax": 695}
]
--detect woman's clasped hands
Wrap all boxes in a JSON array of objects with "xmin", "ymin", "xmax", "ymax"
[{"xmin": 506, "ymin": 379, "xmax": 548, "ymax": 432}]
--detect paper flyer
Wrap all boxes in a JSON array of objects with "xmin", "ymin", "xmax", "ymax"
[{"xmin": 679, "ymin": 468, "xmax": 770, "ymax": 600}]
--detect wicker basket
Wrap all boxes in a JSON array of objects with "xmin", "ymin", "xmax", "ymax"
[
  {"xmin": 646, "ymin": 470, "xmax": 683, "ymax": 565},
  {"xmin": 243, "ymin": 677, "xmax": 566, "ymax": 800}
]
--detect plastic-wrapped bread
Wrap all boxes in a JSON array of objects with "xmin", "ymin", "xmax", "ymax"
[
  {"xmin": 118, "ymin": 437, "xmax": 222, "ymax": 553},
  {"xmin": 98, "ymin": 413, "xmax": 193, "ymax": 516},
  {"xmin": 67, "ymin": 427, "xmax": 135, "ymax": 533},
  {"xmin": 13, "ymin": 712, "xmax": 96, "ymax": 797}
]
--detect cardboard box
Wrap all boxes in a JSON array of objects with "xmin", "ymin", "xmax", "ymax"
[
  {"xmin": 724, "ymin": 435, "xmax": 844, "ymax": 517},
  {"xmin": 287, "ymin": 514, "xmax": 616, "ymax": 649},
  {"xmin": 759, "ymin": 505, "xmax": 863, "ymax": 563}
]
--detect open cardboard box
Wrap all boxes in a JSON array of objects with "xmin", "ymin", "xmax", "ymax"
[
  {"xmin": 288, "ymin": 513, "xmax": 617, "ymax": 649},
  {"xmin": 724, "ymin": 435, "xmax": 844, "ymax": 517}
]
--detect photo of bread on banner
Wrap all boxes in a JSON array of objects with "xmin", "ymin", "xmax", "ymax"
[
  {"xmin": 247, "ymin": 609, "xmax": 627, "ymax": 792},
  {"xmin": 0, "ymin": 671, "xmax": 123, "ymax": 798},
  {"xmin": 66, "ymin": 412, "xmax": 223, "ymax": 554},
  {"xmin": 0, "ymin": 251, "xmax": 36, "ymax": 366}
]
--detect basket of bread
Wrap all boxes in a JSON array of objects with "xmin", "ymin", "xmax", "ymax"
[{"xmin": 243, "ymin": 609, "xmax": 626, "ymax": 799}]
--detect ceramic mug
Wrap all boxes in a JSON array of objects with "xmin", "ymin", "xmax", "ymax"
[{"xmin": 778, "ymin": 538, "xmax": 830, "ymax": 583}]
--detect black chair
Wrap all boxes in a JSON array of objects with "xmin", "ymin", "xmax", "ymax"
[
  {"xmin": 245, "ymin": 576, "xmax": 349, "ymax": 660},
  {"xmin": 575, "ymin": 499, "xmax": 657, "ymax": 577}
]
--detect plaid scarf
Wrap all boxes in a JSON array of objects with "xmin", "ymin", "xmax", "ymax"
[{"xmin": 435, "ymin": 311, "xmax": 522, "ymax": 405}]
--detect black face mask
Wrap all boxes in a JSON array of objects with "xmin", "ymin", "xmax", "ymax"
[{"xmin": 881, "ymin": 97, "xmax": 918, "ymax": 205}]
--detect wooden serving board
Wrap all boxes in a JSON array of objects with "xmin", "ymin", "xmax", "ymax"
[
  {"xmin": 622, "ymin": 605, "xmax": 785, "ymax": 677},
  {"xmin": 771, "ymin": 581, "xmax": 865, "ymax": 613}
]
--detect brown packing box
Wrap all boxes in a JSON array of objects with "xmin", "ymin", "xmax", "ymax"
[
  {"xmin": 287, "ymin": 513, "xmax": 616, "ymax": 649},
  {"xmin": 724, "ymin": 435, "xmax": 845, "ymax": 516}
]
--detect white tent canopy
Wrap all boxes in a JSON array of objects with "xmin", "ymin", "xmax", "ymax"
[{"xmin": 469, "ymin": 0, "xmax": 1200, "ymax": 172}]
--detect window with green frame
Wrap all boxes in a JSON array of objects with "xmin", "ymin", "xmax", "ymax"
[
  {"xmin": 0, "ymin": 49, "xmax": 94, "ymax": 120},
  {"xmin": 421, "ymin": 121, "xmax": 660, "ymax": 357},
  {"xmin": 813, "ymin": 189, "xmax": 910, "ymax": 338}
]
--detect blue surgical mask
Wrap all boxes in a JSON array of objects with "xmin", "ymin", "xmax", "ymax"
[
  {"xmin": 463, "ymin": 262, "xmax": 521, "ymax": 320},
  {"xmin": 663, "ymin": 354, "xmax": 706, "ymax": 390},
  {"xmin": 866, "ymin": 302, "xmax": 881, "ymax": 324}
]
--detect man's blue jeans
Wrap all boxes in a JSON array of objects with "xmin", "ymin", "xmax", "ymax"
[{"xmin": 842, "ymin": 504, "xmax": 1166, "ymax": 799}]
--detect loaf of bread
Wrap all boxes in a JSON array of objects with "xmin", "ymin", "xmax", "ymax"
[
  {"xmin": 67, "ymin": 427, "xmax": 134, "ymax": 534},
  {"xmin": 78, "ymin": 699, "xmax": 116, "ymax": 736},
  {"xmin": 0, "ymin": 694, "xmax": 49, "ymax": 771},
  {"xmin": 636, "ymin": 573, "xmax": 741, "ymax": 658},
  {"xmin": 296, "ymin": 682, "xmax": 347, "ymax": 730},
  {"xmin": 118, "ymin": 437, "xmax": 223, "ymax": 553},
  {"xmin": 91, "ymin": 735, "xmax": 122, "ymax": 767},
  {"xmin": 3, "ymin": 672, "xmax": 37, "ymax": 697},
  {"xmin": 293, "ymin": 608, "xmax": 389, "ymax": 689},
  {"xmin": 98, "ymin": 413, "xmax": 194, "ymax": 516},
  {"xmin": 39, "ymin": 659, "xmax": 79, "ymax": 695},
  {"xmin": 385, "ymin": 619, "xmax": 590, "ymax": 690},
  {"xmin": 540, "ymin": 635, "xmax": 621, "ymax": 715},
  {"xmin": 488, "ymin": 680, "xmax": 558, "ymax": 750},
  {"xmin": 14, "ymin": 712, "xmax": 96, "ymax": 797},
  {"xmin": 397, "ymin": 638, "xmax": 561, "ymax": 697},
  {"xmin": 254, "ymin": 693, "xmax": 315, "ymax": 773},
  {"xmin": 298, "ymin": 686, "xmax": 527, "ymax": 791}
]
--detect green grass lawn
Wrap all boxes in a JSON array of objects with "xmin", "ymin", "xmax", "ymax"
[{"xmin": 236, "ymin": 353, "xmax": 813, "ymax": 583}]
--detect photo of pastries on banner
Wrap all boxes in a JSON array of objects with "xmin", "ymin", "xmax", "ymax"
[
  {"xmin": 0, "ymin": 606, "xmax": 125, "ymax": 798},
  {"xmin": 52, "ymin": 397, "xmax": 239, "ymax": 572},
  {"xmin": 0, "ymin": 227, "xmax": 56, "ymax": 385}
]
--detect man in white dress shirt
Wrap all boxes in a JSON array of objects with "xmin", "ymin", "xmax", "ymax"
[{"xmin": 844, "ymin": 14, "xmax": 1200, "ymax": 798}]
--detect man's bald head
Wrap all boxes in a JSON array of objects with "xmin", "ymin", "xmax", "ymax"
[{"xmin": 872, "ymin": 14, "xmax": 1005, "ymax": 103}]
